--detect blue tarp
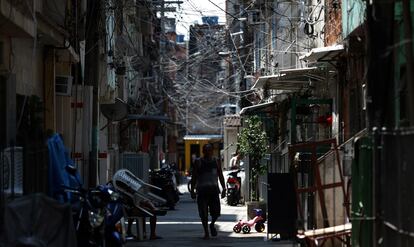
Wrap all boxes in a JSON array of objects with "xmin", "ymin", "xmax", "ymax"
[{"xmin": 47, "ymin": 134, "xmax": 81, "ymax": 202}]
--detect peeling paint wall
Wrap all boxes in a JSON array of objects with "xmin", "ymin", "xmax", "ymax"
[{"xmin": 342, "ymin": 0, "xmax": 365, "ymax": 38}]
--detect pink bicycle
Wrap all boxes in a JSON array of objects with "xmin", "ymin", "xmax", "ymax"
[{"xmin": 233, "ymin": 209, "xmax": 266, "ymax": 234}]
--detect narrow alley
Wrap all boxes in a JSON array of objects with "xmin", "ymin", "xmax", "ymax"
[{"xmin": 2, "ymin": 0, "xmax": 414, "ymax": 247}]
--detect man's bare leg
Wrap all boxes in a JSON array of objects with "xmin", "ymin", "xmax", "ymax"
[
  {"xmin": 210, "ymin": 216, "xmax": 218, "ymax": 236},
  {"xmin": 201, "ymin": 218, "xmax": 209, "ymax": 239},
  {"xmin": 149, "ymin": 216, "xmax": 159, "ymax": 239}
]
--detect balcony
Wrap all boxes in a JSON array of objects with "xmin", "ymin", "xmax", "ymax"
[
  {"xmin": 0, "ymin": 0, "xmax": 69, "ymax": 46},
  {"xmin": 0, "ymin": 0, "xmax": 36, "ymax": 37}
]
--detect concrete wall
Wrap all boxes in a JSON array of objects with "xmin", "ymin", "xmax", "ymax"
[
  {"xmin": 9, "ymin": 38, "xmax": 43, "ymax": 97},
  {"xmin": 223, "ymin": 127, "xmax": 238, "ymax": 170},
  {"xmin": 315, "ymin": 150, "xmax": 348, "ymax": 229},
  {"xmin": 270, "ymin": 0, "xmax": 325, "ymax": 71},
  {"xmin": 42, "ymin": 0, "xmax": 66, "ymax": 28}
]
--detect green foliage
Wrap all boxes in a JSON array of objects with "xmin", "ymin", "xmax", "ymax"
[
  {"xmin": 238, "ymin": 115, "xmax": 268, "ymax": 168},
  {"xmin": 238, "ymin": 116, "xmax": 269, "ymax": 201}
]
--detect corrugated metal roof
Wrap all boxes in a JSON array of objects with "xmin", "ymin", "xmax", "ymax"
[
  {"xmin": 183, "ymin": 134, "xmax": 223, "ymax": 140},
  {"xmin": 239, "ymin": 101, "xmax": 276, "ymax": 115},
  {"xmin": 300, "ymin": 44, "xmax": 344, "ymax": 63},
  {"xmin": 251, "ymin": 67, "xmax": 325, "ymax": 91}
]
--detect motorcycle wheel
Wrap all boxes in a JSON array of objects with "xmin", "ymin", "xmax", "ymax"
[
  {"xmin": 233, "ymin": 224, "xmax": 242, "ymax": 233},
  {"xmin": 227, "ymin": 195, "xmax": 234, "ymax": 206},
  {"xmin": 242, "ymin": 225, "xmax": 251, "ymax": 234},
  {"xmin": 255, "ymin": 222, "xmax": 265, "ymax": 232},
  {"xmin": 227, "ymin": 189, "xmax": 238, "ymax": 206}
]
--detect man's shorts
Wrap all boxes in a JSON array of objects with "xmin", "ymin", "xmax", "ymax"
[{"xmin": 197, "ymin": 188, "xmax": 221, "ymax": 220}]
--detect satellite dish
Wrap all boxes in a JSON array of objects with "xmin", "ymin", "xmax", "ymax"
[{"xmin": 101, "ymin": 98, "xmax": 128, "ymax": 121}]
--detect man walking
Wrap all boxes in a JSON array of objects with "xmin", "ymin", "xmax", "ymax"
[
  {"xmin": 190, "ymin": 143, "xmax": 226, "ymax": 239},
  {"xmin": 229, "ymin": 152, "xmax": 241, "ymax": 170}
]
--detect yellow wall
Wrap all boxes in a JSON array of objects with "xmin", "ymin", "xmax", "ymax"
[
  {"xmin": 184, "ymin": 140, "xmax": 204, "ymax": 172},
  {"xmin": 184, "ymin": 139, "xmax": 221, "ymax": 172}
]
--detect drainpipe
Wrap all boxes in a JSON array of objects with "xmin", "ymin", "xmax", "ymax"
[
  {"xmin": 403, "ymin": 0, "xmax": 414, "ymax": 125},
  {"xmin": 85, "ymin": 0, "xmax": 101, "ymax": 187}
]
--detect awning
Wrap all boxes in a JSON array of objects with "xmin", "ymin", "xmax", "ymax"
[
  {"xmin": 183, "ymin": 134, "xmax": 223, "ymax": 141},
  {"xmin": 299, "ymin": 44, "xmax": 344, "ymax": 63},
  {"xmin": 127, "ymin": 114, "xmax": 170, "ymax": 121},
  {"xmin": 223, "ymin": 115, "xmax": 241, "ymax": 127},
  {"xmin": 252, "ymin": 67, "xmax": 325, "ymax": 91},
  {"xmin": 239, "ymin": 101, "xmax": 275, "ymax": 115}
]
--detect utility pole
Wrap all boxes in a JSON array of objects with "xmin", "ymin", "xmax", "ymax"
[
  {"xmin": 85, "ymin": 0, "xmax": 101, "ymax": 187},
  {"xmin": 156, "ymin": 0, "xmax": 183, "ymax": 87},
  {"xmin": 155, "ymin": 0, "xmax": 182, "ymax": 161},
  {"xmin": 160, "ymin": 0, "xmax": 165, "ymax": 87}
]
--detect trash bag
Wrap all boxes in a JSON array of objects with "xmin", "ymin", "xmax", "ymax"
[{"xmin": 1, "ymin": 193, "xmax": 77, "ymax": 247}]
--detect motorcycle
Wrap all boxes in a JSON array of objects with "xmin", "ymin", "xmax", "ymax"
[
  {"xmin": 150, "ymin": 165, "xmax": 180, "ymax": 209},
  {"xmin": 226, "ymin": 169, "xmax": 242, "ymax": 206},
  {"xmin": 100, "ymin": 183, "xmax": 126, "ymax": 247},
  {"xmin": 63, "ymin": 165, "xmax": 125, "ymax": 247}
]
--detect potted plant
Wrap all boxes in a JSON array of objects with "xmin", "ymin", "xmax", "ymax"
[{"xmin": 238, "ymin": 115, "xmax": 268, "ymax": 219}]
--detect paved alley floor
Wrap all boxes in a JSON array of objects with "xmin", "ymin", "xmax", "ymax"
[{"xmin": 125, "ymin": 182, "xmax": 299, "ymax": 247}]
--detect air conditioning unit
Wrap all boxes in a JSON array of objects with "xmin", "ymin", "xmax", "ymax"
[
  {"xmin": 1, "ymin": 147, "xmax": 24, "ymax": 196},
  {"xmin": 55, "ymin": 75, "xmax": 73, "ymax": 96}
]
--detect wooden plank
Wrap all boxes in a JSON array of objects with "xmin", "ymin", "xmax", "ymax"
[
  {"xmin": 0, "ymin": 75, "xmax": 6, "ymax": 148},
  {"xmin": 55, "ymin": 50, "xmax": 73, "ymax": 146},
  {"xmin": 299, "ymin": 223, "xmax": 352, "ymax": 237},
  {"xmin": 6, "ymin": 74, "xmax": 16, "ymax": 146},
  {"xmin": 334, "ymin": 142, "xmax": 350, "ymax": 217},
  {"xmin": 44, "ymin": 48, "xmax": 56, "ymax": 132},
  {"xmin": 313, "ymin": 145, "xmax": 330, "ymax": 228}
]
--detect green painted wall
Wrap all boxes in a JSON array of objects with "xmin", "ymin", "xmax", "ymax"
[
  {"xmin": 351, "ymin": 136, "xmax": 373, "ymax": 247},
  {"xmin": 393, "ymin": 1, "xmax": 414, "ymax": 126},
  {"xmin": 342, "ymin": 0, "xmax": 366, "ymax": 37}
]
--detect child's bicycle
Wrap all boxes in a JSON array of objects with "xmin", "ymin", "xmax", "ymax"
[{"xmin": 233, "ymin": 208, "xmax": 266, "ymax": 234}]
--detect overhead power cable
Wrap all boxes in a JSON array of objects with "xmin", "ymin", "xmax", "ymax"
[{"xmin": 207, "ymin": 0, "xmax": 239, "ymax": 20}]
